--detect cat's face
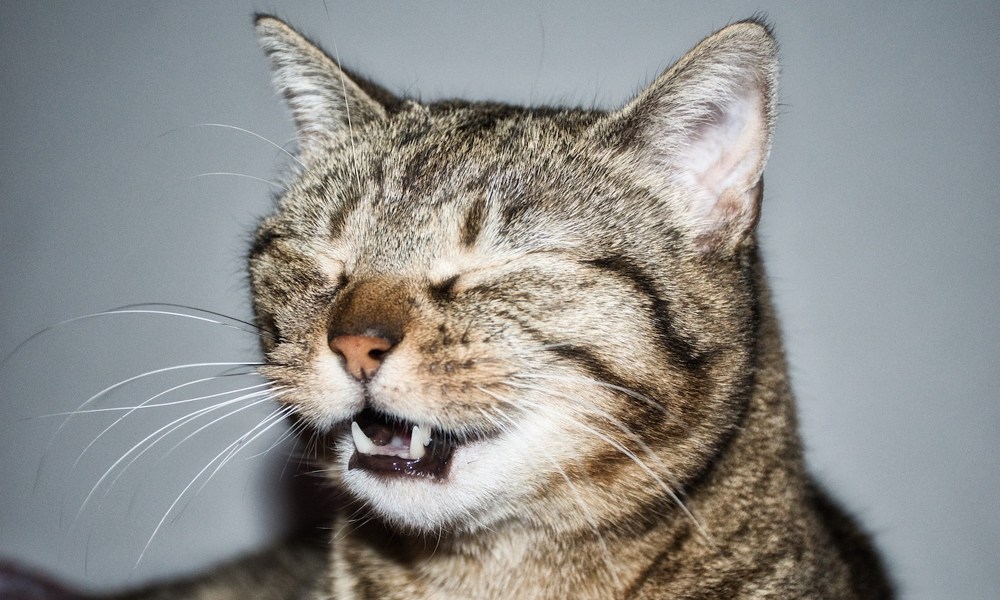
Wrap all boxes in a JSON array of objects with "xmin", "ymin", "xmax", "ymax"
[{"xmin": 249, "ymin": 17, "xmax": 777, "ymax": 533}]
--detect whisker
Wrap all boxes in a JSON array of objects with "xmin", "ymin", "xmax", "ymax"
[
  {"xmin": 501, "ymin": 381, "xmax": 716, "ymax": 549},
  {"xmin": 2, "ymin": 306, "xmax": 264, "ymax": 372},
  {"xmin": 546, "ymin": 455, "xmax": 622, "ymax": 589},
  {"xmin": 36, "ymin": 361, "xmax": 264, "ymax": 493},
  {"xmin": 275, "ymin": 422, "xmax": 312, "ymax": 480},
  {"xmin": 156, "ymin": 389, "xmax": 287, "ymax": 468},
  {"xmin": 82, "ymin": 391, "xmax": 282, "ymax": 567},
  {"xmin": 78, "ymin": 390, "xmax": 276, "ymax": 520},
  {"xmin": 135, "ymin": 399, "xmax": 293, "ymax": 568},
  {"xmin": 184, "ymin": 172, "xmax": 287, "ymax": 190},
  {"xmin": 196, "ymin": 403, "xmax": 293, "ymax": 491},
  {"xmin": 71, "ymin": 378, "xmax": 270, "ymax": 467},
  {"xmin": 45, "ymin": 361, "xmax": 263, "ymax": 449},
  {"xmin": 154, "ymin": 170, "xmax": 285, "ymax": 206},
  {"xmin": 333, "ymin": 502, "xmax": 378, "ymax": 544},
  {"xmin": 149, "ymin": 123, "xmax": 305, "ymax": 169},
  {"xmin": 169, "ymin": 403, "xmax": 294, "ymax": 524},
  {"xmin": 114, "ymin": 302, "xmax": 272, "ymax": 339},
  {"xmin": 111, "ymin": 303, "xmax": 268, "ymax": 338},
  {"xmin": 251, "ymin": 407, "xmax": 307, "ymax": 460},
  {"xmin": 42, "ymin": 378, "xmax": 266, "ymax": 418},
  {"xmin": 72, "ymin": 361, "xmax": 261, "ymax": 414},
  {"xmin": 77, "ymin": 390, "xmax": 270, "ymax": 562},
  {"xmin": 188, "ymin": 123, "xmax": 305, "ymax": 168}
]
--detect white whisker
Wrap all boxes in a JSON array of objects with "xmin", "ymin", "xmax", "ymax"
[
  {"xmin": 71, "ymin": 379, "xmax": 270, "ymax": 470},
  {"xmin": 83, "ymin": 392, "xmax": 281, "ymax": 566},
  {"xmin": 277, "ymin": 424, "xmax": 309, "ymax": 471},
  {"xmin": 113, "ymin": 302, "xmax": 269, "ymax": 338},
  {"xmin": 74, "ymin": 361, "xmax": 261, "ymax": 414},
  {"xmin": 2, "ymin": 307, "xmax": 262, "ymax": 373},
  {"xmin": 47, "ymin": 361, "xmax": 261, "ymax": 444},
  {"xmin": 185, "ymin": 172, "xmax": 287, "ymax": 190},
  {"xmin": 150, "ymin": 123, "xmax": 305, "ymax": 169},
  {"xmin": 43, "ymin": 378, "xmax": 267, "ymax": 418},
  {"xmin": 197, "ymin": 404, "xmax": 293, "ymax": 491},
  {"xmin": 37, "ymin": 361, "xmax": 265, "ymax": 493},
  {"xmin": 168, "ymin": 404, "xmax": 294, "ymax": 524},
  {"xmin": 135, "ymin": 400, "xmax": 293, "ymax": 567},
  {"xmin": 78, "ymin": 389, "xmax": 276, "ymax": 520},
  {"xmin": 189, "ymin": 123, "xmax": 305, "ymax": 168},
  {"xmin": 250, "ymin": 405, "xmax": 307, "ymax": 460},
  {"xmin": 157, "ymin": 389, "xmax": 287, "ymax": 466},
  {"xmin": 498, "ymin": 379, "xmax": 716, "ymax": 549}
]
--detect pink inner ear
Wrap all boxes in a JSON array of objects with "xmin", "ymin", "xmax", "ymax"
[{"xmin": 674, "ymin": 85, "xmax": 767, "ymax": 237}]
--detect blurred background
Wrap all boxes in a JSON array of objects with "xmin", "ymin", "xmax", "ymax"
[{"xmin": 2, "ymin": 2, "xmax": 997, "ymax": 598}]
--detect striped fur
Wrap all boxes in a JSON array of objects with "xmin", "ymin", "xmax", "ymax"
[{"xmin": 91, "ymin": 15, "xmax": 891, "ymax": 600}]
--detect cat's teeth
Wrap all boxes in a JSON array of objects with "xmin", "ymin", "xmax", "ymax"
[
  {"xmin": 421, "ymin": 425, "xmax": 432, "ymax": 446},
  {"xmin": 351, "ymin": 421, "xmax": 376, "ymax": 455},
  {"xmin": 410, "ymin": 425, "xmax": 426, "ymax": 460}
]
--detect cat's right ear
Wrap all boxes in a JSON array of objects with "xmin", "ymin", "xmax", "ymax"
[{"xmin": 255, "ymin": 16, "xmax": 387, "ymax": 157}]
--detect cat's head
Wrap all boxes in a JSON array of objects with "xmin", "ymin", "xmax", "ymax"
[{"xmin": 249, "ymin": 16, "xmax": 777, "ymax": 533}]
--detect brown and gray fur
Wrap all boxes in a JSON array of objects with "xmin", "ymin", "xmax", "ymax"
[{"xmin": 31, "ymin": 14, "xmax": 891, "ymax": 600}]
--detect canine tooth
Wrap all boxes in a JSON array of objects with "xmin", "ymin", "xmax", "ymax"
[
  {"xmin": 410, "ymin": 425, "xmax": 426, "ymax": 460},
  {"xmin": 351, "ymin": 421, "xmax": 376, "ymax": 455},
  {"xmin": 422, "ymin": 425, "xmax": 432, "ymax": 446}
]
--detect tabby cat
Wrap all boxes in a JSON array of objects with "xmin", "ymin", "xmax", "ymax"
[{"xmin": 12, "ymin": 14, "xmax": 893, "ymax": 600}]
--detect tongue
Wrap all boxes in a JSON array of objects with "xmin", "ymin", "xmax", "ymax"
[{"xmin": 364, "ymin": 421, "xmax": 404, "ymax": 447}]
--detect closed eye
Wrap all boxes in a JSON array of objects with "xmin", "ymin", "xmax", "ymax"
[{"xmin": 428, "ymin": 274, "xmax": 460, "ymax": 303}]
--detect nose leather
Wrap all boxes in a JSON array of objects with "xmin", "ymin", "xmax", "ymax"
[{"xmin": 329, "ymin": 334, "xmax": 394, "ymax": 380}]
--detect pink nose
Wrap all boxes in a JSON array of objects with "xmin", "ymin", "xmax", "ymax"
[{"xmin": 329, "ymin": 334, "xmax": 394, "ymax": 380}]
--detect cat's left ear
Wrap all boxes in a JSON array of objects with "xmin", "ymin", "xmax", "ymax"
[
  {"xmin": 255, "ymin": 15, "xmax": 388, "ymax": 158},
  {"xmin": 594, "ymin": 20, "xmax": 778, "ymax": 252}
]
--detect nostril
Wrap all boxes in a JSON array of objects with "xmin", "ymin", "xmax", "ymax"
[{"xmin": 329, "ymin": 334, "xmax": 395, "ymax": 380}]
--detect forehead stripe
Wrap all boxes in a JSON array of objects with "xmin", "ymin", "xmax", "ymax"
[{"xmin": 461, "ymin": 193, "xmax": 488, "ymax": 248}]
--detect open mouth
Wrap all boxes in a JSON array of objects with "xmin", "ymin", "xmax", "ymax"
[{"xmin": 347, "ymin": 408, "xmax": 455, "ymax": 479}]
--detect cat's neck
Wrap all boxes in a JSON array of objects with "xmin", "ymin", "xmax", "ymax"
[{"xmin": 334, "ymin": 518, "xmax": 661, "ymax": 599}]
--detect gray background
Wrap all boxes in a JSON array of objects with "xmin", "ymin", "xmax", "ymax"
[{"xmin": 1, "ymin": 2, "xmax": 997, "ymax": 598}]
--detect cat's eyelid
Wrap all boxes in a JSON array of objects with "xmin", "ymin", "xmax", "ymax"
[
  {"xmin": 310, "ymin": 241, "xmax": 349, "ymax": 283},
  {"xmin": 428, "ymin": 248, "xmax": 580, "ymax": 293},
  {"xmin": 426, "ymin": 257, "xmax": 464, "ymax": 284}
]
